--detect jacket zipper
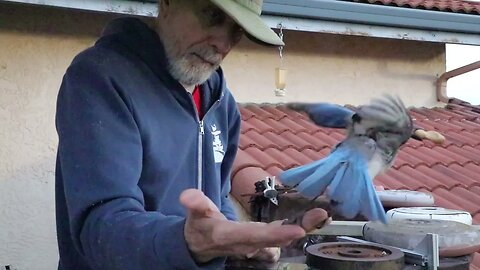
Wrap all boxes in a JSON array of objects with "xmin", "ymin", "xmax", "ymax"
[
  {"xmin": 190, "ymin": 91, "xmax": 223, "ymax": 192},
  {"xmin": 189, "ymin": 92, "xmax": 206, "ymax": 192},
  {"xmin": 197, "ymin": 120, "xmax": 204, "ymax": 190}
]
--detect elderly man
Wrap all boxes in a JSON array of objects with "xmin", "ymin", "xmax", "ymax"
[{"xmin": 55, "ymin": 0, "xmax": 329, "ymax": 269}]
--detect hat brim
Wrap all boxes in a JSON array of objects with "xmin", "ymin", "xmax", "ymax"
[{"xmin": 209, "ymin": 0, "xmax": 284, "ymax": 46}]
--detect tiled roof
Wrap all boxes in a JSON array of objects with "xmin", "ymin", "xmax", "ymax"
[
  {"xmin": 231, "ymin": 98, "xmax": 480, "ymax": 268},
  {"xmin": 350, "ymin": 0, "xmax": 480, "ymax": 15}
]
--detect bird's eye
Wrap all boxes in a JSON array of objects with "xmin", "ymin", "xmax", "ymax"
[
  {"xmin": 352, "ymin": 114, "xmax": 362, "ymax": 123},
  {"xmin": 366, "ymin": 129, "xmax": 377, "ymax": 140}
]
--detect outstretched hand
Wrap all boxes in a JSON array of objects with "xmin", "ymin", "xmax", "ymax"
[{"xmin": 180, "ymin": 189, "xmax": 329, "ymax": 263}]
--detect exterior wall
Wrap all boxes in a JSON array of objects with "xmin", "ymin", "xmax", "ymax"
[
  {"xmin": 0, "ymin": 3, "xmax": 118, "ymax": 269},
  {"xmin": 0, "ymin": 2, "xmax": 445, "ymax": 269},
  {"xmin": 224, "ymin": 31, "xmax": 446, "ymax": 107}
]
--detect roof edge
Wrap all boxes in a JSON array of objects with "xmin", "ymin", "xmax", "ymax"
[
  {"xmin": 3, "ymin": 0, "xmax": 480, "ymax": 45},
  {"xmin": 263, "ymin": 0, "xmax": 480, "ymax": 35}
]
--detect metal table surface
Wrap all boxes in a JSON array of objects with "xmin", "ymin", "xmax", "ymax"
[{"xmin": 225, "ymin": 250, "xmax": 471, "ymax": 270}]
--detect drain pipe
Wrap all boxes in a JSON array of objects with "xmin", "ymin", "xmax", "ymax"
[{"xmin": 436, "ymin": 60, "xmax": 480, "ymax": 103}]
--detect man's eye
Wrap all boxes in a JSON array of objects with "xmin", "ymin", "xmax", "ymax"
[
  {"xmin": 203, "ymin": 9, "xmax": 226, "ymax": 26},
  {"xmin": 231, "ymin": 27, "xmax": 244, "ymax": 43}
]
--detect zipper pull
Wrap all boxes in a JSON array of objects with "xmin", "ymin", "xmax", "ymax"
[{"xmin": 199, "ymin": 121, "xmax": 204, "ymax": 135}]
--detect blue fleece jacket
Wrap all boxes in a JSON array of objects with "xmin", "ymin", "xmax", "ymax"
[{"xmin": 55, "ymin": 17, "xmax": 240, "ymax": 270}]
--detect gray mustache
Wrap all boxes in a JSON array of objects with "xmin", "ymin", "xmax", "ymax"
[{"xmin": 191, "ymin": 47, "xmax": 222, "ymax": 65}]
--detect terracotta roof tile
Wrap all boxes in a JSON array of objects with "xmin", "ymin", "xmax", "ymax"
[
  {"xmin": 375, "ymin": 171, "xmax": 406, "ymax": 189},
  {"xmin": 243, "ymin": 147, "xmax": 281, "ymax": 169},
  {"xmin": 261, "ymin": 131, "xmax": 296, "ymax": 150},
  {"xmin": 379, "ymin": 167, "xmax": 428, "ymax": 190},
  {"xmin": 231, "ymin": 149, "xmax": 262, "ymax": 177},
  {"xmin": 446, "ymin": 145, "xmax": 480, "ymax": 164},
  {"xmin": 431, "ymin": 164, "xmax": 479, "ymax": 188},
  {"xmin": 415, "ymin": 164, "xmax": 464, "ymax": 189},
  {"xmin": 449, "ymin": 186, "xmax": 480, "ymax": 209},
  {"xmin": 260, "ymin": 118, "xmax": 291, "ymax": 133},
  {"xmin": 241, "ymin": 104, "xmax": 277, "ymax": 119},
  {"xmin": 393, "ymin": 150, "xmax": 425, "ymax": 169},
  {"xmin": 241, "ymin": 130, "xmax": 276, "ymax": 150},
  {"xmin": 282, "ymin": 148, "xmax": 316, "ymax": 165},
  {"xmin": 277, "ymin": 131, "xmax": 316, "ymax": 151},
  {"xmin": 311, "ymin": 131, "xmax": 343, "ymax": 146},
  {"xmin": 402, "ymin": 136, "xmax": 425, "ymax": 148},
  {"xmin": 351, "ymin": 0, "xmax": 480, "ymax": 14},
  {"xmin": 474, "ymin": 213, "xmax": 480, "ymax": 224},
  {"xmin": 264, "ymin": 148, "xmax": 301, "ymax": 170},
  {"xmin": 240, "ymin": 120, "xmax": 256, "ymax": 133},
  {"xmin": 295, "ymin": 132, "xmax": 335, "ymax": 150},
  {"xmin": 449, "ymin": 119, "xmax": 480, "ymax": 131},
  {"xmin": 239, "ymin": 106, "xmax": 255, "ymax": 121},
  {"xmin": 278, "ymin": 118, "xmax": 312, "ymax": 133},
  {"xmin": 300, "ymin": 148, "xmax": 329, "ymax": 161},
  {"xmin": 242, "ymin": 117, "xmax": 275, "ymax": 134},
  {"xmin": 431, "ymin": 146, "xmax": 472, "ymax": 165},
  {"xmin": 265, "ymin": 165, "xmax": 284, "ymax": 177},
  {"xmin": 431, "ymin": 187, "xmax": 479, "ymax": 214},
  {"xmin": 401, "ymin": 147, "xmax": 443, "ymax": 167},
  {"xmin": 258, "ymin": 106, "xmax": 288, "ymax": 120},
  {"xmin": 294, "ymin": 118, "xmax": 327, "ymax": 133},
  {"xmin": 232, "ymin": 102, "xmax": 480, "ymax": 269}
]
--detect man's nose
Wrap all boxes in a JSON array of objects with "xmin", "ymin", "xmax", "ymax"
[{"xmin": 208, "ymin": 28, "xmax": 235, "ymax": 55}]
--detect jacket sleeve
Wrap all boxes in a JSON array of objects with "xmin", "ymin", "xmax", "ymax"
[
  {"xmin": 219, "ymin": 94, "xmax": 241, "ymax": 221},
  {"xmin": 56, "ymin": 57, "xmax": 224, "ymax": 270}
]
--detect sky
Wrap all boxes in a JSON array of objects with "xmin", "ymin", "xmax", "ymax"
[{"xmin": 445, "ymin": 44, "xmax": 480, "ymax": 105}]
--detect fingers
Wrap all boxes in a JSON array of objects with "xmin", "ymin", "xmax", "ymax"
[
  {"xmin": 301, "ymin": 208, "xmax": 330, "ymax": 232},
  {"xmin": 179, "ymin": 189, "xmax": 222, "ymax": 219},
  {"xmin": 223, "ymin": 221, "xmax": 305, "ymax": 248},
  {"xmin": 248, "ymin": 247, "xmax": 281, "ymax": 263}
]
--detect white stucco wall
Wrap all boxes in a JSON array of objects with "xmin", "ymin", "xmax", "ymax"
[
  {"xmin": 0, "ymin": 2, "xmax": 445, "ymax": 269},
  {"xmin": 0, "ymin": 3, "xmax": 118, "ymax": 269},
  {"xmin": 223, "ymin": 31, "xmax": 445, "ymax": 107}
]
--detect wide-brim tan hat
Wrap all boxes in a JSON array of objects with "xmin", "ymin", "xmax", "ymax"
[{"xmin": 208, "ymin": 0, "xmax": 284, "ymax": 46}]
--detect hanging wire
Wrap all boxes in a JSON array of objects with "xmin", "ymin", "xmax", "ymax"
[
  {"xmin": 275, "ymin": 23, "xmax": 286, "ymax": 97},
  {"xmin": 278, "ymin": 23, "xmax": 284, "ymax": 64}
]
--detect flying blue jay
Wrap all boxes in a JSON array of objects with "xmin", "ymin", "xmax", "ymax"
[{"xmin": 280, "ymin": 96, "xmax": 413, "ymax": 223}]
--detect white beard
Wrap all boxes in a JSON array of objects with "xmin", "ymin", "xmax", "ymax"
[{"xmin": 163, "ymin": 39, "xmax": 222, "ymax": 86}]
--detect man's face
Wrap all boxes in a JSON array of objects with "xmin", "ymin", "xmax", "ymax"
[{"xmin": 157, "ymin": 0, "xmax": 243, "ymax": 86}]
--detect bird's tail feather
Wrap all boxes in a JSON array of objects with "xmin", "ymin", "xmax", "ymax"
[
  {"xmin": 280, "ymin": 148, "xmax": 347, "ymax": 197},
  {"xmin": 280, "ymin": 147, "xmax": 387, "ymax": 223},
  {"xmin": 327, "ymin": 159, "xmax": 387, "ymax": 223},
  {"xmin": 361, "ymin": 177, "xmax": 387, "ymax": 223},
  {"xmin": 327, "ymin": 162, "xmax": 361, "ymax": 218},
  {"xmin": 294, "ymin": 161, "xmax": 343, "ymax": 199}
]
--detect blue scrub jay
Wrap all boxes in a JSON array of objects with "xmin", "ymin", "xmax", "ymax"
[{"xmin": 281, "ymin": 96, "xmax": 413, "ymax": 223}]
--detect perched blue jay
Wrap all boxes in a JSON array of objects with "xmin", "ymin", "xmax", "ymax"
[{"xmin": 280, "ymin": 96, "xmax": 413, "ymax": 223}]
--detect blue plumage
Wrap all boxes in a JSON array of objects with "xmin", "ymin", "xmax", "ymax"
[
  {"xmin": 287, "ymin": 102, "xmax": 353, "ymax": 128},
  {"xmin": 282, "ymin": 96, "xmax": 413, "ymax": 223}
]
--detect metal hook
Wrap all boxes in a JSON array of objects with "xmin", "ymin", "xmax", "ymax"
[{"xmin": 277, "ymin": 23, "xmax": 284, "ymax": 59}]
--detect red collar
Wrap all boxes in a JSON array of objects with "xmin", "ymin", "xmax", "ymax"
[{"xmin": 192, "ymin": 85, "xmax": 203, "ymax": 119}]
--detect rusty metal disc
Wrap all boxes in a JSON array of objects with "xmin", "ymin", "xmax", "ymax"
[{"xmin": 306, "ymin": 242, "xmax": 404, "ymax": 270}]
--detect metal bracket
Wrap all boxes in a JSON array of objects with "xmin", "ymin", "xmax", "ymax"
[
  {"xmin": 338, "ymin": 234, "xmax": 439, "ymax": 269},
  {"xmin": 308, "ymin": 221, "xmax": 367, "ymax": 237},
  {"xmin": 262, "ymin": 176, "xmax": 279, "ymax": 205},
  {"xmin": 414, "ymin": 233, "xmax": 439, "ymax": 270}
]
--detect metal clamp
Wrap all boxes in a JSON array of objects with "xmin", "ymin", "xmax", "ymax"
[
  {"xmin": 337, "ymin": 234, "xmax": 439, "ymax": 269},
  {"xmin": 262, "ymin": 176, "xmax": 278, "ymax": 205}
]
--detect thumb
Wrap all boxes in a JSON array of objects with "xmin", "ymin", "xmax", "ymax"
[{"xmin": 180, "ymin": 189, "xmax": 223, "ymax": 219}]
